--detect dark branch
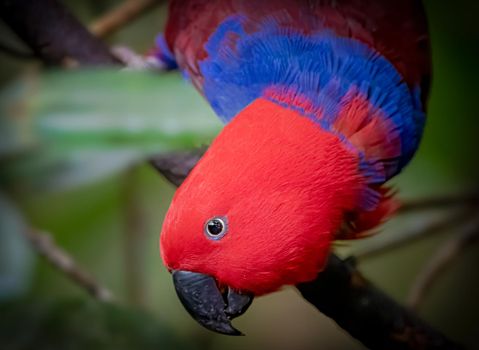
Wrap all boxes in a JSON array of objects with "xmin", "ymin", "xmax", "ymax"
[
  {"xmin": 407, "ymin": 216, "xmax": 479, "ymax": 310},
  {"xmin": 149, "ymin": 147, "xmax": 207, "ymax": 187},
  {"xmin": 298, "ymin": 256, "xmax": 462, "ymax": 350},
  {"xmin": 0, "ymin": 0, "xmax": 119, "ymax": 66},
  {"xmin": 355, "ymin": 210, "xmax": 472, "ymax": 260},
  {"xmin": 399, "ymin": 191, "xmax": 479, "ymax": 214}
]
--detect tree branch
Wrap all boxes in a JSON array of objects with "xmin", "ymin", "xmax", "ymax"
[
  {"xmin": 0, "ymin": 0, "xmax": 119, "ymax": 66},
  {"xmin": 24, "ymin": 228, "xmax": 113, "ymax": 302},
  {"xmin": 399, "ymin": 192, "xmax": 479, "ymax": 214},
  {"xmin": 407, "ymin": 216, "xmax": 479, "ymax": 310},
  {"xmin": 89, "ymin": 0, "xmax": 163, "ymax": 39},
  {"xmin": 149, "ymin": 148, "xmax": 207, "ymax": 187},
  {"xmin": 354, "ymin": 210, "xmax": 472, "ymax": 260},
  {"xmin": 298, "ymin": 256, "xmax": 462, "ymax": 350}
]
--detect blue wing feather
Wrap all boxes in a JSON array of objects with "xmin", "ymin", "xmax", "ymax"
[{"xmin": 198, "ymin": 16, "xmax": 425, "ymax": 176}]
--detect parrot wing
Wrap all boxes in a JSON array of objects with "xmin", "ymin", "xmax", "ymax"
[{"xmin": 164, "ymin": 0, "xmax": 430, "ymax": 104}]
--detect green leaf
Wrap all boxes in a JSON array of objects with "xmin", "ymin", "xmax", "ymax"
[
  {"xmin": 0, "ymin": 69, "xmax": 220, "ymax": 191},
  {"xmin": 0, "ymin": 298, "xmax": 199, "ymax": 350}
]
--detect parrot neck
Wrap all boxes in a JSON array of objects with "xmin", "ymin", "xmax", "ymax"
[
  {"xmin": 261, "ymin": 87, "xmax": 400, "ymax": 220},
  {"xmin": 224, "ymin": 97, "xmax": 396, "ymax": 241}
]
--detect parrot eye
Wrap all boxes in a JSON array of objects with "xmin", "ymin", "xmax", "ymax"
[{"xmin": 205, "ymin": 217, "xmax": 228, "ymax": 240}]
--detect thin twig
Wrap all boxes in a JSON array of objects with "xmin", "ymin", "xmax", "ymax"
[
  {"xmin": 0, "ymin": 41, "xmax": 35, "ymax": 59},
  {"xmin": 407, "ymin": 216, "xmax": 479, "ymax": 310},
  {"xmin": 89, "ymin": 0, "xmax": 162, "ymax": 38},
  {"xmin": 123, "ymin": 166, "xmax": 148, "ymax": 307},
  {"xmin": 399, "ymin": 191, "xmax": 479, "ymax": 214},
  {"xmin": 24, "ymin": 228, "xmax": 114, "ymax": 302},
  {"xmin": 355, "ymin": 210, "xmax": 472, "ymax": 260}
]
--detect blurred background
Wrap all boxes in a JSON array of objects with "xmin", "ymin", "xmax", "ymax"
[{"xmin": 0, "ymin": 0, "xmax": 478, "ymax": 349}]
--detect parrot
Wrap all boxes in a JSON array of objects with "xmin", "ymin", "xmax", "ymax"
[{"xmin": 154, "ymin": 0, "xmax": 431, "ymax": 335}]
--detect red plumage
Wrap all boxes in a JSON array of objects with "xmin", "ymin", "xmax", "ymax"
[{"xmin": 161, "ymin": 98, "xmax": 364, "ymax": 294}]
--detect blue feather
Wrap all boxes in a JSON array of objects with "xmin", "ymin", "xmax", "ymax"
[{"xmin": 198, "ymin": 15, "xmax": 425, "ymax": 177}]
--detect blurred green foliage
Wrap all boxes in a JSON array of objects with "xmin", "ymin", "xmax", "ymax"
[
  {"xmin": 0, "ymin": 298, "xmax": 198, "ymax": 350},
  {"xmin": 0, "ymin": 70, "xmax": 220, "ymax": 192},
  {"xmin": 0, "ymin": 193, "xmax": 33, "ymax": 300},
  {"xmin": 0, "ymin": 1, "xmax": 478, "ymax": 350}
]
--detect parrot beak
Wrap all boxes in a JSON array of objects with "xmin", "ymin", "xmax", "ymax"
[{"xmin": 172, "ymin": 270, "xmax": 253, "ymax": 336}]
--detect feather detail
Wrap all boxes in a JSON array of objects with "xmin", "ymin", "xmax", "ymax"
[
  {"xmin": 197, "ymin": 17, "xmax": 424, "ymax": 178},
  {"xmin": 166, "ymin": 0, "xmax": 430, "ymax": 94},
  {"xmin": 147, "ymin": 34, "xmax": 178, "ymax": 70},
  {"xmin": 164, "ymin": 0, "xmax": 429, "ymax": 178},
  {"xmin": 337, "ymin": 186, "xmax": 399, "ymax": 240}
]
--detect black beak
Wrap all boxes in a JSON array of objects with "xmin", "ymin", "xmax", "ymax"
[{"xmin": 172, "ymin": 270, "xmax": 253, "ymax": 336}]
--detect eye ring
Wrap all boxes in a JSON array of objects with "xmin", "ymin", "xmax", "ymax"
[{"xmin": 204, "ymin": 216, "xmax": 228, "ymax": 240}]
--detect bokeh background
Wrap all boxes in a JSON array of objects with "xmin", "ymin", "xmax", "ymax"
[{"xmin": 0, "ymin": 1, "xmax": 478, "ymax": 349}]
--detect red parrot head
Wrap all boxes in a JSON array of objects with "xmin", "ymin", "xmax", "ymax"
[{"xmin": 160, "ymin": 99, "xmax": 375, "ymax": 335}]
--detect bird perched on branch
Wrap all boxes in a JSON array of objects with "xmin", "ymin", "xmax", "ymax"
[{"xmin": 156, "ymin": 0, "xmax": 430, "ymax": 335}]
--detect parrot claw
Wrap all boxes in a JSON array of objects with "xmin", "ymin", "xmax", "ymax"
[{"xmin": 172, "ymin": 270, "xmax": 253, "ymax": 336}]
